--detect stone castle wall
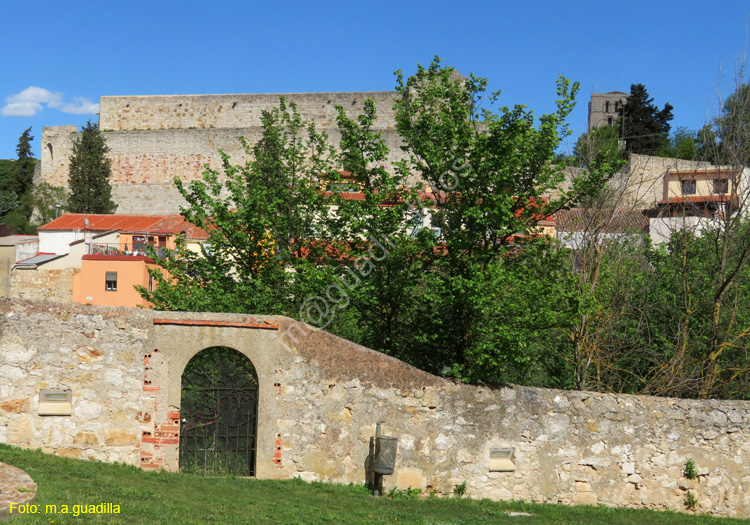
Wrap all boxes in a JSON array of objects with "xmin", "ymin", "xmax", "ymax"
[
  {"xmin": 98, "ymin": 92, "xmax": 400, "ymax": 132},
  {"xmin": 40, "ymin": 93, "xmax": 410, "ymax": 214},
  {"xmin": 1, "ymin": 299, "xmax": 749, "ymax": 517},
  {"xmin": 38, "ymin": 91, "xmax": 715, "ymax": 216}
]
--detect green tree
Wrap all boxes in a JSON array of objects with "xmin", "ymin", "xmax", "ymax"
[
  {"xmin": 139, "ymin": 98, "xmax": 338, "ymax": 315},
  {"xmin": 326, "ymin": 97, "xmax": 435, "ymax": 354},
  {"xmin": 699, "ymin": 80, "xmax": 750, "ymax": 166},
  {"xmin": 12, "ymin": 128, "xmax": 36, "ymax": 197},
  {"xmin": 658, "ymin": 126, "xmax": 700, "ymax": 160},
  {"xmin": 572, "ymin": 125, "xmax": 624, "ymax": 167},
  {"xmin": 0, "ymin": 159, "xmax": 13, "ymax": 183},
  {"xmin": 384, "ymin": 57, "xmax": 610, "ymax": 383},
  {"xmin": 67, "ymin": 121, "xmax": 117, "ymax": 214},
  {"xmin": 0, "ymin": 128, "xmax": 37, "ymax": 232},
  {"xmin": 30, "ymin": 183, "xmax": 68, "ymax": 225},
  {"xmin": 620, "ymin": 83, "xmax": 674, "ymax": 155},
  {"xmin": 141, "ymin": 59, "xmax": 611, "ymax": 387}
]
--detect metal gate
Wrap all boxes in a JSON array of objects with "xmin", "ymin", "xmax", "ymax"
[{"xmin": 179, "ymin": 347, "xmax": 258, "ymax": 476}]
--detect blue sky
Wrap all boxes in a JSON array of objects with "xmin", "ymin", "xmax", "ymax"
[{"xmin": 1, "ymin": 0, "xmax": 748, "ymax": 160}]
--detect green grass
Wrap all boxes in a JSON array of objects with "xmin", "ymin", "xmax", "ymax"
[{"xmin": 1, "ymin": 444, "xmax": 747, "ymax": 524}]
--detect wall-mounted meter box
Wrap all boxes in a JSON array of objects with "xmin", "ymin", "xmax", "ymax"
[
  {"xmin": 489, "ymin": 447, "xmax": 516, "ymax": 472},
  {"xmin": 38, "ymin": 389, "xmax": 72, "ymax": 416}
]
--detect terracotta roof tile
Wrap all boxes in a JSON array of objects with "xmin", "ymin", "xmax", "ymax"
[
  {"xmin": 556, "ymin": 208, "xmax": 650, "ymax": 234},
  {"xmin": 38, "ymin": 214, "xmax": 209, "ymax": 240}
]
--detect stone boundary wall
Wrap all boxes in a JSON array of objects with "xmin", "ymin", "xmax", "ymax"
[
  {"xmin": 1, "ymin": 299, "xmax": 749, "ymax": 517},
  {"xmin": 98, "ymin": 92, "xmax": 400, "ymax": 132},
  {"xmin": 9, "ymin": 269, "xmax": 76, "ymax": 303}
]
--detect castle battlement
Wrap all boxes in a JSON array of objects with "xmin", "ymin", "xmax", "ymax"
[{"xmin": 99, "ymin": 91, "xmax": 400, "ymax": 132}]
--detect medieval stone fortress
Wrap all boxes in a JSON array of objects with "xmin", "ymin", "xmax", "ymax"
[
  {"xmin": 1, "ymin": 87, "xmax": 749, "ymax": 520},
  {"xmin": 38, "ymin": 92, "xmax": 411, "ymax": 214},
  {"xmin": 37, "ymin": 90, "xmax": 736, "ymax": 226}
]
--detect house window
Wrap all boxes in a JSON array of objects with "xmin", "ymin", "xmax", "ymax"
[
  {"xmin": 713, "ymin": 178, "xmax": 729, "ymax": 194},
  {"xmin": 148, "ymin": 273, "xmax": 154, "ymax": 292},
  {"xmin": 681, "ymin": 180, "xmax": 696, "ymax": 195},
  {"xmin": 105, "ymin": 271, "xmax": 118, "ymax": 291},
  {"xmin": 605, "ymin": 101, "xmax": 610, "ymax": 112},
  {"xmin": 607, "ymin": 117, "xmax": 613, "ymax": 127}
]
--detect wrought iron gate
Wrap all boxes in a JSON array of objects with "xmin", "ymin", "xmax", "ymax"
[{"xmin": 179, "ymin": 347, "xmax": 258, "ymax": 476}]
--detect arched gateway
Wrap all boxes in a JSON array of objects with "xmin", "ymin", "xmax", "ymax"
[{"xmin": 178, "ymin": 347, "xmax": 259, "ymax": 476}]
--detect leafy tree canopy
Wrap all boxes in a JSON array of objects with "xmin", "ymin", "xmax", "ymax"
[
  {"xmin": 139, "ymin": 99, "xmax": 339, "ymax": 315},
  {"xmin": 620, "ymin": 83, "xmax": 674, "ymax": 155},
  {"xmin": 572, "ymin": 125, "xmax": 624, "ymax": 167},
  {"xmin": 699, "ymin": 80, "xmax": 750, "ymax": 166},
  {"xmin": 0, "ymin": 128, "xmax": 37, "ymax": 233},
  {"xmin": 141, "ymin": 58, "xmax": 616, "ymax": 387},
  {"xmin": 67, "ymin": 121, "xmax": 117, "ymax": 214}
]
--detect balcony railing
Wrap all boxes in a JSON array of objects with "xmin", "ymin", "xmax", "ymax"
[{"xmin": 88, "ymin": 243, "xmax": 165, "ymax": 258}]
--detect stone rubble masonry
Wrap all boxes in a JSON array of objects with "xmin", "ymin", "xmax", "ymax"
[
  {"xmin": 39, "ymin": 93, "xmax": 412, "ymax": 215},
  {"xmin": 9, "ymin": 268, "xmax": 76, "ymax": 303},
  {"xmin": 1, "ymin": 298, "xmax": 749, "ymax": 518},
  {"xmin": 98, "ymin": 93, "xmax": 400, "ymax": 132},
  {"xmin": 37, "ymin": 91, "xmax": 711, "ymax": 215}
]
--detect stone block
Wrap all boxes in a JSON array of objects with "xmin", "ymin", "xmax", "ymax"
[
  {"xmin": 396, "ymin": 468, "xmax": 426, "ymax": 490},
  {"xmin": 7, "ymin": 417, "xmax": 35, "ymax": 443},
  {"xmin": 575, "ymin": 492, "xmax": 598, "ymax": 506},
  {"xmin": 57, "ymin": 448, "xmax": 82, "ymax": 459},
  {"xmin": 0, "ymin": 397, "xmax": 30, "ymax": 414},
  {"xmin": 73, "ymin": 432, "xmax": 99, "ymax": 447}
]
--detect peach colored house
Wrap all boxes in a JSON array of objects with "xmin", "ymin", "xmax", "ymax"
[
  {"xmin": 650, "ymin": 167, "xmax": 748, "ymax": 245},
  {"xmin": 73, "ymin": 255, "xmax": 164, "ymax": 307},
  {"xmin": 17, "ymin": 214, "xmax": 208, "ymax": 307}
]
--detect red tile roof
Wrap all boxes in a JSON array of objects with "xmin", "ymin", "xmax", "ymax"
[
  {"xmin": 556, "ymin": 208, "xmax": 650, "ymax": 234},
  {"xmin": 657, "ymin": 195, "xmax": 735, "ymax": 205},
  {"xmin": 38, "ymin": 214, "xmax": 209, "ymax": 240},
  {"xmin": 325, "ymin": 190, "xmax": 445, "ymax": 205}
]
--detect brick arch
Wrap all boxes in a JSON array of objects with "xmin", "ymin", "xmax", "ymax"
[
  {"xmin": 178, "ymin": 346, "xmax": 259, "ymax": 475},
  {"xmin": 140, "ymin": 317, "xmax": 282, "ymax": 473}
]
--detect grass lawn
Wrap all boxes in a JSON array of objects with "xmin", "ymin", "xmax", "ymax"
[{"xmin": 1, "ymin": 444, "xmax": 747, "ymax": 524}]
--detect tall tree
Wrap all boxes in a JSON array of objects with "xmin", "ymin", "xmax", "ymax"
[
  {"xmin": 572, "ymin": 124, "xmax": 624, "ymax": 167},
  {"xmin": 387, "ymin": 57, "xmax": 610, "ymax": 383},
  {"xmin": 30, "ymin": 183, "xmax": 68, "ymax": 225},
  {"xmin": 699, "ymin": 80, "xmax": 750, "ymax": 166},
  {"xmin": 0, "ymin": 128, "xmax": 36, "ymax": 232},
  {"xmin": 8, "ymin": 128, "xmax": 36, "ymax": 198},
  {"xmin": 141, "ymin": 60, "xmax": 612, "ymax": 387},
  {"xmin": 67, "ymin": 121, "xmax": 117, "ymax": 214},
  {"xmin": 620, "ymin": 83, "xmax": 674, "ymax": 155}
]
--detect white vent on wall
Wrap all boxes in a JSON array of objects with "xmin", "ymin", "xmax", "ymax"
[
  {"xmin": 38, "ymin": 389, "xmax": 72, "ymax": 416},
  {"xmin": 489, "ymin": 448, "xmax": 516, "ymax": 472}
]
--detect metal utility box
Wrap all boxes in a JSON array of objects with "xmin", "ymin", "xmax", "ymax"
[
  {"xmin": 372, "ymin": 436, "xmax": 397, "ymax": 475},
  {"xmin": 38, "ymin": 389, "xmax": 72, "ymax": 416}
]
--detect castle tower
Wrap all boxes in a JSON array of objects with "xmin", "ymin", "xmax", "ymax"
[{"xmin": 588, "ymin": 91, "xmax": 627, "ymax": 131}]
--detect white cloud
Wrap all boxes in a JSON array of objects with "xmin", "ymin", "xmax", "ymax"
[
  {"xmin": 2, "ymin": 87, "xmax": 98, "ymax": 117},
  {"xmin": 6, "ymin": 86, "xmax": 63, "ymax": 108},
  {"xmin": 60, "ymin": 97, "xmax": 99, "ymax": 115},
  {"xmin": 1, "ymin": 102, "xmax": 43, "ymax": 117}
]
